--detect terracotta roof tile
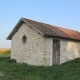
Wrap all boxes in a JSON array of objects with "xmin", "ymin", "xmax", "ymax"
[
  {"xmin": 7, "ymin": 18, "xmax": 80, "ymax": 41},
  {"xmin": 23, "ymin": 18, "xmax": 80, "ymax": 40}
]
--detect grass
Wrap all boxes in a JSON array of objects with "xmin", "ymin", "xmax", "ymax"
[{"xmin": 0, "ymin": 49, "xmax": 80, "ymax": 80}]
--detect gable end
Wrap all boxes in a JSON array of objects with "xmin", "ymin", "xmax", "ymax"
[{"xmin": 6, "ymin": 18, "xmax": 44, "ymax": 40}]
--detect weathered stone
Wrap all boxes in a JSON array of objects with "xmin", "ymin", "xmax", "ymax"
[
  {"xmin": 11, "ymin": 23, "xmax": 52, "ymax": 66},
  {"xmin": 11, "ymin": 23, "xmax": 80, "ymax": 66}
]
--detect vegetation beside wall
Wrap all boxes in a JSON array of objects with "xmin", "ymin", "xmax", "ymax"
[{"xmin": 0, "ymin": 49, "xmax": 80, "ymax": 80}]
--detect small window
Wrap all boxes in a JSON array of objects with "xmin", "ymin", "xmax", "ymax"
[
  {"xmin": 22, "ymin": 36, "xmax": 27, "ymax": 44},
  {"xmin": 53, "ymin": 39, "xmax": 60, "ymax": 44}
]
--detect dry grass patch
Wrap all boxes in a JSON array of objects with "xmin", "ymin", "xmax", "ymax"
[
  {"xmin": 0, "ymin": 48, "xmax": 10, "ymax": 54},
  {"xmin": 0, "ymin": 48, "xmax": 10, "ymax": 57}
]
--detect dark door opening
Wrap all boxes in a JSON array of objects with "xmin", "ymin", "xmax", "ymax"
[{"xmin": 53, "ymin": 39, "xmax": 60, "ymax": 65}]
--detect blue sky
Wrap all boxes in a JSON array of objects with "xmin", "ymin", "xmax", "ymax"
[{"xmin": 0, "ymin": 0, "xmax": 80, "ymax": 48}]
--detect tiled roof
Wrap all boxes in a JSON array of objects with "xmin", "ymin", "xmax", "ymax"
[{"xmin": 7, "ymin": 18, "xmax": 80, "ymax": 41}]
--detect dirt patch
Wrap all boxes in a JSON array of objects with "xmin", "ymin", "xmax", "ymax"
[{"xmin": 0, "ymin": 72, "xmax": 4, "ymax": 77}]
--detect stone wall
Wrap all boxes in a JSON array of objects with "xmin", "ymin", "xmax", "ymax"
[
  {"xmin": 11, "ymin": 22, "xmax": 80, "ymax": 66},
  {"xmin": 60, "ymin": 39, "xmax": 80, "ymax": 64},
  {"xmin": 11, "ymin": 23, "xmax": 52, "ymax": 66}
]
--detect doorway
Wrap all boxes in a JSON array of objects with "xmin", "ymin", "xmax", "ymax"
[{"xmin": 53, "ymin": 39, "xmax": 60, "ymax": 65}]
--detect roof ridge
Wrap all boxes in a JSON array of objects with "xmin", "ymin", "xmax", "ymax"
[
  {"xmin": 22, "ymin": 18, "xmax": 52, "ymax": 26},
  {"xmin": 22, "ymin": 18, "xmax": 80, "ymax": 33}
]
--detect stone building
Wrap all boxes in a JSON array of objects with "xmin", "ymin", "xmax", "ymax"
[{"xmin": 7, "ymin": 18, "xmax": 80, "ymax": 66}]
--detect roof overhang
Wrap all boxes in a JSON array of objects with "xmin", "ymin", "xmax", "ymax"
[
  {"xmin": 6, "ymin": 18, "xmax": 24, "ymax": 40},
  {"xmin": 6, "ymin": 18, "xmax": 44, "ymax": 40},
  {"xmin": 44, "ymin": 34, "xmax": 80, "ymax": 41},
  {"xmin": 7, "ymin": 18, "xmax": 80, "ymax": 41}
]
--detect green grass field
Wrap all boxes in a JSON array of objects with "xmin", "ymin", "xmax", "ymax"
[{"xmin": 0, "ymin": 49, "xmax": 80, "ymax": 80}]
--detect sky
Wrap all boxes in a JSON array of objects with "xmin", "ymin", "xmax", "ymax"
[{"xmin": 0, "ymin": 0, "xmax": 80, "ymax": 48}]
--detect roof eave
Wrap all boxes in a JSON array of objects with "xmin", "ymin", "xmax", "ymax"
[
  {"xmin": 44, "ymin": 34, "xmax": 80, "ymax": 41},
  {"xmin": 6, "ymin": 18, "xmax": 45, "ymax": 40},
  {"xmin": 6, "ymin": 18, "xmax": 24, "ymax": 40}
]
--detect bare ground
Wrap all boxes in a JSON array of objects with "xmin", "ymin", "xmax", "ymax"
[{"xmin": 0, "ymin": 71, "xmax": 4, "ymax": 77}]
